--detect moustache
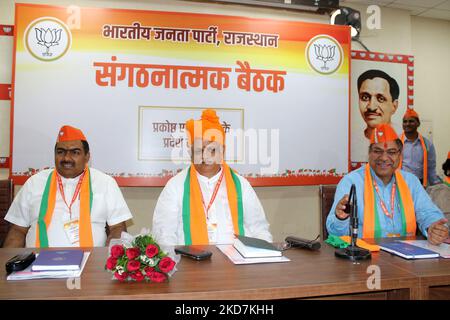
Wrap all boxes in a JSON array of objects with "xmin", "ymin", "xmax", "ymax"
[
  {"xmin": 59, "ymin": 161, "xmax": 75, "ymax": 167},
  {"xmin": 364, "ymin": 111, "xmax": 380, "ymax": 117}
]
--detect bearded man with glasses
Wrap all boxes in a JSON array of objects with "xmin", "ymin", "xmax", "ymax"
[{"xmin": 327, "ymin": 124, "xmax": 448, "ymax": 245}]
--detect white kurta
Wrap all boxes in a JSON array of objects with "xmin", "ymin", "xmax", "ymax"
[
  {"xmin": 152, "ymin": 167, "xmax": 273, "ymax": 246},
  {"xmin": 5, "ymin": 168, "xmax": 133, "ymax": 247}
]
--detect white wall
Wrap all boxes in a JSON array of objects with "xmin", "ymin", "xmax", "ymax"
[{"xmin": 1, "ymin": 0, "xmax": 449, "ymax": 241}]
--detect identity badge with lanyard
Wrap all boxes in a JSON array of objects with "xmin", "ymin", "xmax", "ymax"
[
  {"xmin": 373, "ymin": 178, "xmax": 401, "ymax": 238},
  {"xmin": 200, "ymin": 170, "xmax": 225, "ymax": 244},
  {"xmin": 57, "ymin": 170, "xmax": 86, "ymax": 245}
]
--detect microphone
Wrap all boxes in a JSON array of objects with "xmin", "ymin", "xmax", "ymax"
[
  {"xmin": 335, "ymin": 184, "xmax": 371, "ymax": 261},
  {"xmin": 285, "ymin": 236, "xmax": 321, "ymax": 251}
]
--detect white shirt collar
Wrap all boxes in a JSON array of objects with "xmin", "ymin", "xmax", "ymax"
[
  {"xmin": 196, "ymin": 166, "xmax": 223, "ymax": 184},
  {"xmin": 59, "ymin": 172, "xmax": 82, "ymax": 185}
]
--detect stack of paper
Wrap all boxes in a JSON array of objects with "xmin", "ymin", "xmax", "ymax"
[
  {"xmin": 217, "ymin": 245, "xmax": 290, "ymax": 265},
  {"xmin": 217, "ymin": 235, "xmax": 290, "ymax": 265},
  {"xmin": 7, "ymin": 252, "xmax": 90, "ymax": 281}
]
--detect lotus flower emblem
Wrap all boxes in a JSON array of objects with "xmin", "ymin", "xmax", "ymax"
[
  {"xmin": 314, "ymin": 44, "xmax": 336, "ymax": 70},
  {"xmin": 35, "ymin": 28, "xmax": 62, "ymax": 56}
]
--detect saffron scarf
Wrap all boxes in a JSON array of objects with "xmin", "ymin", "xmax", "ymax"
[
  {"xmin": 401, "ymin": 133, "xmax": 428, "ymax": 187},
  {"xmin": 36, "ymin": 168, "xmax": 93, "ymax": 248},
  {"xmin": 182, "ymin": 163, "xmax": 244, "ymax": 245},
  {"xmin": 444, "ymin": 176, "xmax": 450, "ymax": 187},
  {"xmin": 363, "ymin": 164, "xmax": 416, "ymax": 238}
]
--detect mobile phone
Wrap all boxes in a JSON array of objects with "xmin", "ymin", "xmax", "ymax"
[
  {"xmin": 174, "ymin": 246, "xmax": 212, "ymax": 261},
  {"xmin": 5, "ymin": 251, "xmax": 36, "ymax": 274}
]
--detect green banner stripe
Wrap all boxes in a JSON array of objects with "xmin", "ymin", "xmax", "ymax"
[
  {"xmin": 372, "ymin": 185, "xmax": 382, "ymax": 238},
  {"xmin": 182, "ymin": 167, "xmax": 192, "ymax": 245},
  {"xmin": 88, "ymin": 168, "xmax": 93, "ymax": 211},
  {"xmin": 230, "ymin": 169, "xmax": 245, "ymax": 236},
  {"xmin": 37, "ymin": 171, "xmax": 54, "ymax": 248}
]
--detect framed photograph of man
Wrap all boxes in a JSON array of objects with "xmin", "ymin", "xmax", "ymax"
[{"xmin": 350, "ymin": 50, "xmax": 414, "ymax": 168}]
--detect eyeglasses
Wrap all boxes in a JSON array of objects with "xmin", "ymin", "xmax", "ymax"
[{"xmin": 370, "ymin": 148, "xmax": 401, "ymax": 157}]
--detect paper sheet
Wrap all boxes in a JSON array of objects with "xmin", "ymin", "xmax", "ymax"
[{"xmin": 216, "ymin": 244, "xmax": 290, "ymax": 265}]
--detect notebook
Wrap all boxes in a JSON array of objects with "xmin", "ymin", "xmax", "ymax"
[
  {"xmin": 31, "ymin": 250, "xmax": 84, "ymax": 271},
  {"xmin": 379, "ymin": 241, "xmax": 439, "ymax": 260},
  {"xmin": 401, "ymin": 240, "xmax": 450, "ymax": 259},
  {"xmin": 233, "ymin": 235, "xmax": 282, "ymax": 258}
]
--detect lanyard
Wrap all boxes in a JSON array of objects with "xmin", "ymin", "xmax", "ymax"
[
  {"xmin": 373, "ymin": 178, "xmax": 396, "ymax": 219},
  {"xmin": 200, "ymin": 170, "xmax": 225, "ymax": 219},
  {"xmin": 56, "ymin": 170, "xmax": 86, "ymax": 219}
]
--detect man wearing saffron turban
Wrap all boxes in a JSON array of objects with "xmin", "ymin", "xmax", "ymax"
[
  {"xmin": 327, "ymin": 124, "xmax": 448, "ymax": 245},
  {"xmin": 401, "ymin": 108, "xmax": 440, "ymax": 187},
  {"xmin": 152, "ymin": 109, "xmax": 272, "ymax": 245},
  {"xmin": 4, "ymin": 125, "xmax": 133, "ymax": 248}
]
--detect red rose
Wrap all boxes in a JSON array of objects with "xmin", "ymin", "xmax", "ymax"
[
  {"xmin": 114, "ymin": 271, "xmax": 128, "ymax": 282},
  {"xmin": 130, "ymin": 271, "xmax": 145, "ymax": 282},
  {"xmin": 127, "ymin": 260, "xmax": 141, "ymax": 272},
  {"xmin": 106, "ymin": 257, "xmax": 117, "ymax": 270},
  {"xmin": 110, "ymin": 245, "xmax": 125, "ymax": 259},
  {"xmin": 158, "ymin": 257, "xmax": 175, "ymax": 273},
  {"xmin": 146, "ymin": 244, "xmax": 159, "ymax": 258},
  {"xmin": 144, "ymin": 266, "xmax": 155, "ymax": 277},
  {"xmin": 126, "ymin": 247, "xmax": 140, "ymax": 260},
  {"xmin": 149, "ymin": 271, "xmax": 167, "ymax": 283}
]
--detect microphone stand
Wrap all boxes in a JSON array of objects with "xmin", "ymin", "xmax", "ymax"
[{"xmin": 335, "ymin": 184, "xmax": 371, "ymax": 261}]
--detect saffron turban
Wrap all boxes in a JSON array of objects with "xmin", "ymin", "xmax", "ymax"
[
  {"xmin": 369, "ymin": 124, "xmax": 399, "ymax": 145},
  {"xmin": 57, "ymin": 125, "xmax": 87, "ymax": 142},
  {"xmin": 185, "ymin": 109, "xmax": 225, "ymax": 145},
  {"xmin": 403, "ymin": 108, "xmax": 419, "ymax": 120}
]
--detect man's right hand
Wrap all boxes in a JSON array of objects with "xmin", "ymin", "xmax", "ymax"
[{"xmin": 335, "ymin": 195, "xmax": 350, "ymax": 220}]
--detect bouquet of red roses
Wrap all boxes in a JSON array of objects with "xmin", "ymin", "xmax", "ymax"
[{"xmin": 105, "ymin": 232, "xmax": 177, "ymax": 282}]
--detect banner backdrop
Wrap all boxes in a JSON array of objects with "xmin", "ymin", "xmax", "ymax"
[{"xmin": 11, "ymin": 4, "xmax": 350, "ymax": 186}]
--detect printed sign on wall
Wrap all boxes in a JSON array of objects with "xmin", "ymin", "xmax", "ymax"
[{"xmin": 12, "ymin": 4, "xmax": 350, "ymax": 186}]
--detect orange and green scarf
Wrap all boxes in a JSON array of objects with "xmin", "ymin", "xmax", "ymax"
[
  {"xmin": 444, "ymin": 176, "xmax": 450, "ymax": 187},
  {"xmin": 36, "ymin": 168, "xmax": 93, "ymax": 248},
  {"xmin": 363, "ymin": 164, "xmax": 416, "ymax": 238},
  {"xmin": 401, "ymin": 133, "xmax": 428, "ymax": 187},
  {"xmin": 182, "ymin": 163, "xmax": 244, "ymax": 245}
]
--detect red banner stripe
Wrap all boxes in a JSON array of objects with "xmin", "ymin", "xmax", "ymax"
[
  {"xmin": 0, "ymin": 25, "xmax": 13, "ymax": 36},
  {"xmin": 0, "ymin": 157, "xmax": 9, "ymax": 168},
  {"xmin": 0, "ymin": 84, "xmax": 11, "ymax": 100}
]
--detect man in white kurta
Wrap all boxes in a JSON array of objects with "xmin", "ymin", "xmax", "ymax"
[
  {"xmin": 152, "ymin": 109, "xmax": 272, "ymax": 246},
  {"xmin": 152, "ymin": 166, "xmax": 272, "ymax": 245},
  {"xmin": 4, "ymin": 125, "xmax": 132, "ymax": 248},
  {"xmin": 5, "ymin": 167, "xmax": 132, "ymax": 247}
]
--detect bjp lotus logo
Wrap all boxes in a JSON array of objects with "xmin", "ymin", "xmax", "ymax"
[
  {"xmin": 306, "ymin": 35, "xmax": 343, "ymax": 75},
  {"xmin": 35, "ymin": 28, "xmax": 62, "ymax": 56},
  {"xmin": 313, "ymin": 44, "xmax": 336, "ymax": 71},
  {"xmin": 24, "ymin": 17, "xmax": 71, "ymax": 61}
]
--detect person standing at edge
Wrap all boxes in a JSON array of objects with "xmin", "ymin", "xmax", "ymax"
[{"xmin": 401, "ymin": 108, "xmax": 440, "ymax": 187}]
